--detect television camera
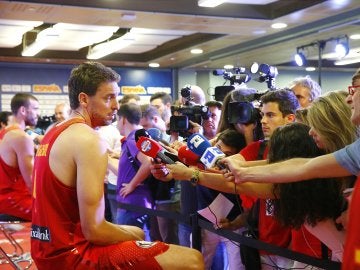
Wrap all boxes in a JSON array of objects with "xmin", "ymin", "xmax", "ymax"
[
  {"xmin": 169, "ymin": 85, "xmax": 210, "ymax": 137},
  {"xmin": 213, "ymin": 67, "xmax": 251, "ymax": 101}
]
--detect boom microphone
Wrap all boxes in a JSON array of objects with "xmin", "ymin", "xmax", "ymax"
[
  {"xmin": 187, "ymin": 133, "xmax": 226, "ymax": 169},
  {"xmin": 136, "ymin": 136, "xmax": 175, "ymax": 164}
]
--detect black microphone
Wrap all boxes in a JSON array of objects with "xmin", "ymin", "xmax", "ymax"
[
  {"xmin": 135, "ymin": 128, "xmax": 150, "ymax": 142},
  {"xmin": 147, "ymin": 128, "xmax": 170, "ymax": 147}
]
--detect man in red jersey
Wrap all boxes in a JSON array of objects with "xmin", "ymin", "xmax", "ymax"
[
  {"xmin": 31, "ymin": 62, "xmax": 204, "ymax": 270},
  {"xmin": 0, "ymin": 93, "xmax": 39, "ymax": 220}
]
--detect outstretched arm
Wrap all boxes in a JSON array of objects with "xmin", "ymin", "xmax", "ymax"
[
  {"xmin": 223, "ymin": 153, "xmax": 352, "ymax": 184},
  {"xmin": 162, "ymin": 162, "xmax": 274, "ymax": 199}
]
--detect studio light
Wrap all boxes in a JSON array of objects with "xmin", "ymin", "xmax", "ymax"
[
  {"xmin": 251, "ymin": 63, "xmax": 278, "ymax": 90},
  {"xmin": 293, "ymin": 35, "xmax": 350, "ymax": 86},
  {"xmin": 250, "ymin": 62, "xmax": 259, "ymax": 73},
  {"xmin": 258, "ymin": 63, "xmax": 278, "ymax": 79},
  {"xmin": 335, "ymin": 41, "xmax": 349, "ymax": 58},
  {"xmin": 294, "ymin": 50, "xmax": 306, "ymax": 66}
]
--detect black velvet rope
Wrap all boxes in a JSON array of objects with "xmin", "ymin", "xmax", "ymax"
[{"xmin": 115, "ymin": 201, "xmax": 341, "ymax": 270}]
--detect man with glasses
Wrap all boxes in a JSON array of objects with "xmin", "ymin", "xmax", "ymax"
[{"xmin": 223, "ymin": 69, "xmax": 360, "ymax": 269}]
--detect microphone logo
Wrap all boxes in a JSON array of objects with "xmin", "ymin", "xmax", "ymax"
[
  {"xmin": 140, "ymin": 139, "xmax": 152, "ymax": 153},
  {"xmin": 188, "ymin": 134, "xmax": 205, "ymax": 149}
]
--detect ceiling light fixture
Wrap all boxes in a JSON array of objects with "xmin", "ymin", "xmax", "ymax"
[
  {"xmin": 271, "ymin": 22, "xmax": 287, "ymax": 29},
  {"xmin": 149, "ymin": 62, "xmax": 160, "ymax": 68},
  {"xmin": 191, "ymin": 48, "xmax": 203, "ymax": 54},
  {"xmin": 350, "ymin": 34, "xmax": 360, "ymax": 40},
  {"xmin": 224, "ymin": 64, "xmax": 234, "ymax": 69},
  {"xmin": 198, "ymin": 0, "xmax": 225, "ymax": 7},
  {"xmin": 87, "ymin": 32, "xmax": 135, "ymax": 59},
  {"xmin": 334, "ymin": 57, "xmax": 360, "ymax": 66},
  {"xmin": 305, "ymin": 67, "xmax": 316, "ymax": 72},
  {"xmin": 22, "ymin": 27, "xmax": 59, "ymax": 57}
]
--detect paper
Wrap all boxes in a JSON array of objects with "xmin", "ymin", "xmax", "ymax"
[{"xmin": 197, "ymin": 193, "xmax": 234, "ymax": 227}]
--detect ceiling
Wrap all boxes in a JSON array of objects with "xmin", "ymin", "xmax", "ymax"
[{"xmin": 0, "ymin": 0, "xmax": 359, "ymax": 71}]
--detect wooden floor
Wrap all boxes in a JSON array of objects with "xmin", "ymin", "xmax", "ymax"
[{"xmin": 0, "ymin": 222, "xmax": 37, "ymax": 270}]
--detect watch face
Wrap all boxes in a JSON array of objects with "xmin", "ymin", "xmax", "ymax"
[{"xmin": 190, "ymin": 177, "xmax": 198, "ymax": 186}]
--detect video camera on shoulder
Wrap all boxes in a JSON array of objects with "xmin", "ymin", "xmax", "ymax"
[
  {"xmin": 228, "ymin": 92, "xmax": 263, "ymax": 124},
  {"xmin": 169, "ymin": 85, "xmax": 210, "ymax": 137}
]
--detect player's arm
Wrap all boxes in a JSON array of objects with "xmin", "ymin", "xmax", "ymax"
[
  {"xmin": 13, "ymin": 132, "xmax": 35, "ymax": 191},
  {"xmin": 76, "ymin": 130, "xmax": 143, "ymax": 245}
]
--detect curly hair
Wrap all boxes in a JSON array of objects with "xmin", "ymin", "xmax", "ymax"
[{"xmin": 269, "ymin": 123, "xmax": 343, "ymax": 229}]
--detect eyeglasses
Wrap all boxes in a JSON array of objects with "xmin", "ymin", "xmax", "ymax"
[{"xmin": 348, "ymin": 85, "xmax": 360, "ymax": 95}]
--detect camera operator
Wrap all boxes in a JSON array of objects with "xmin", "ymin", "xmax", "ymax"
[
  {"xmin": 169, "ymin": 85, "xmax": 209, "ymax": 140},
  {"xmin": 202, "ymin": 100, "xmax": 222, "ymax": 140}
]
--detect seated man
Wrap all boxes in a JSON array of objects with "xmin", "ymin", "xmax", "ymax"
[
  {"xmin": 0, "ymin": 93, "xmax": 40, "ymax": 221},
  {"xmin": 31, "ymin": 61, "xmax": 204, "ymax": 270}
]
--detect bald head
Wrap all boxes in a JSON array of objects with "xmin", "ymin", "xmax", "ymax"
[
  {"xmin": 181, "ymin": 85, "xmax": 206, "ymax": 105},
  {"xmin": 55, "ymin": 103, "xmax": 71, "ymax": 122}
]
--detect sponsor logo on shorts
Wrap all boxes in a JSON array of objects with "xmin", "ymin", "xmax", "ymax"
[
  {"xmin": 135, "ymin": 241, "xmax": 157, "ymax": 248},
  {"xmin": 31, "ymin": 224, "xmax": 51, "ymax": 242}
]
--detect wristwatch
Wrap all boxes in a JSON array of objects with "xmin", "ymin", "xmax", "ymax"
[{"xmin": 190, "ymin": 169, "xmax": 200, "ymax": 186}]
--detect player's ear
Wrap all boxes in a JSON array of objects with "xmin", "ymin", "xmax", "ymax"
[{"xmin": 78, "ymin": 92, "xmax": 89, "ymax": 108}]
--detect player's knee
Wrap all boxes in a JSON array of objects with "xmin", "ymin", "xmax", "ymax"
[{"xmin": 189, "ymin": 249, "xmax": 205, "ymax": 270}]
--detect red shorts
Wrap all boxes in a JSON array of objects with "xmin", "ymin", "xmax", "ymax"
[
  {"xmin": 34, "ymin": 240, "xmax": 170, "ymax": 270},
  {"xmin": 0, "ymin": 192, "xmax": 32, "ymax": 221}
]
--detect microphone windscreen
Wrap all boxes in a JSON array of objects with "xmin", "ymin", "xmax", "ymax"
[
  {"xmin": 147, "ymin": 128, "xmax": 162, "ymax": 141},
  {"xmin": 135, "ymin": 128, "xmax": 150, "ymax": 142},
  {"xmin": 187, "ymin": 133, "xmax": 211, "ymax": 157},
  {"xmin": 136, "ymin": 136, "xmax": 174, "ymax": 164},
  {"xmin": 136, "ymin": 136, "xmax": 161, "ymax": 159},
  {"xmin": 178, "ymin": 145, "xmax": 199, "ymax": 166}
]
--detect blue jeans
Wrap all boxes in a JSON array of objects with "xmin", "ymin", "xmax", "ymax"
[
  {"xmin": 116, "ymin": 209, "xmax": 151, "ymax": 241},
  {"xmin": 178, "ymin": 223, "xmax": 192, "ymax": 247}
]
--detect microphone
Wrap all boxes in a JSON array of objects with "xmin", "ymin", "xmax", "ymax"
[
  {"xmin": 178, "ymin": 145, "xmax": 200, "ymax": 166},
  {"xmin": 187, "ymin": 133, "xmax": 211, "ymax": 156},
  {"xmin": 136, "ymin": 136, "xmax": 175, "ymax": 164},
  {"xmin": 147, "ymin": 128, "xmax": 170, "ymax": 147},
  {"xmin": 135, "ymin": 128, "xmax": 150, "ymax": 142},
  {"xmin": 187, "ymin": 133, "xmax": 226, "ymax": 169}
]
